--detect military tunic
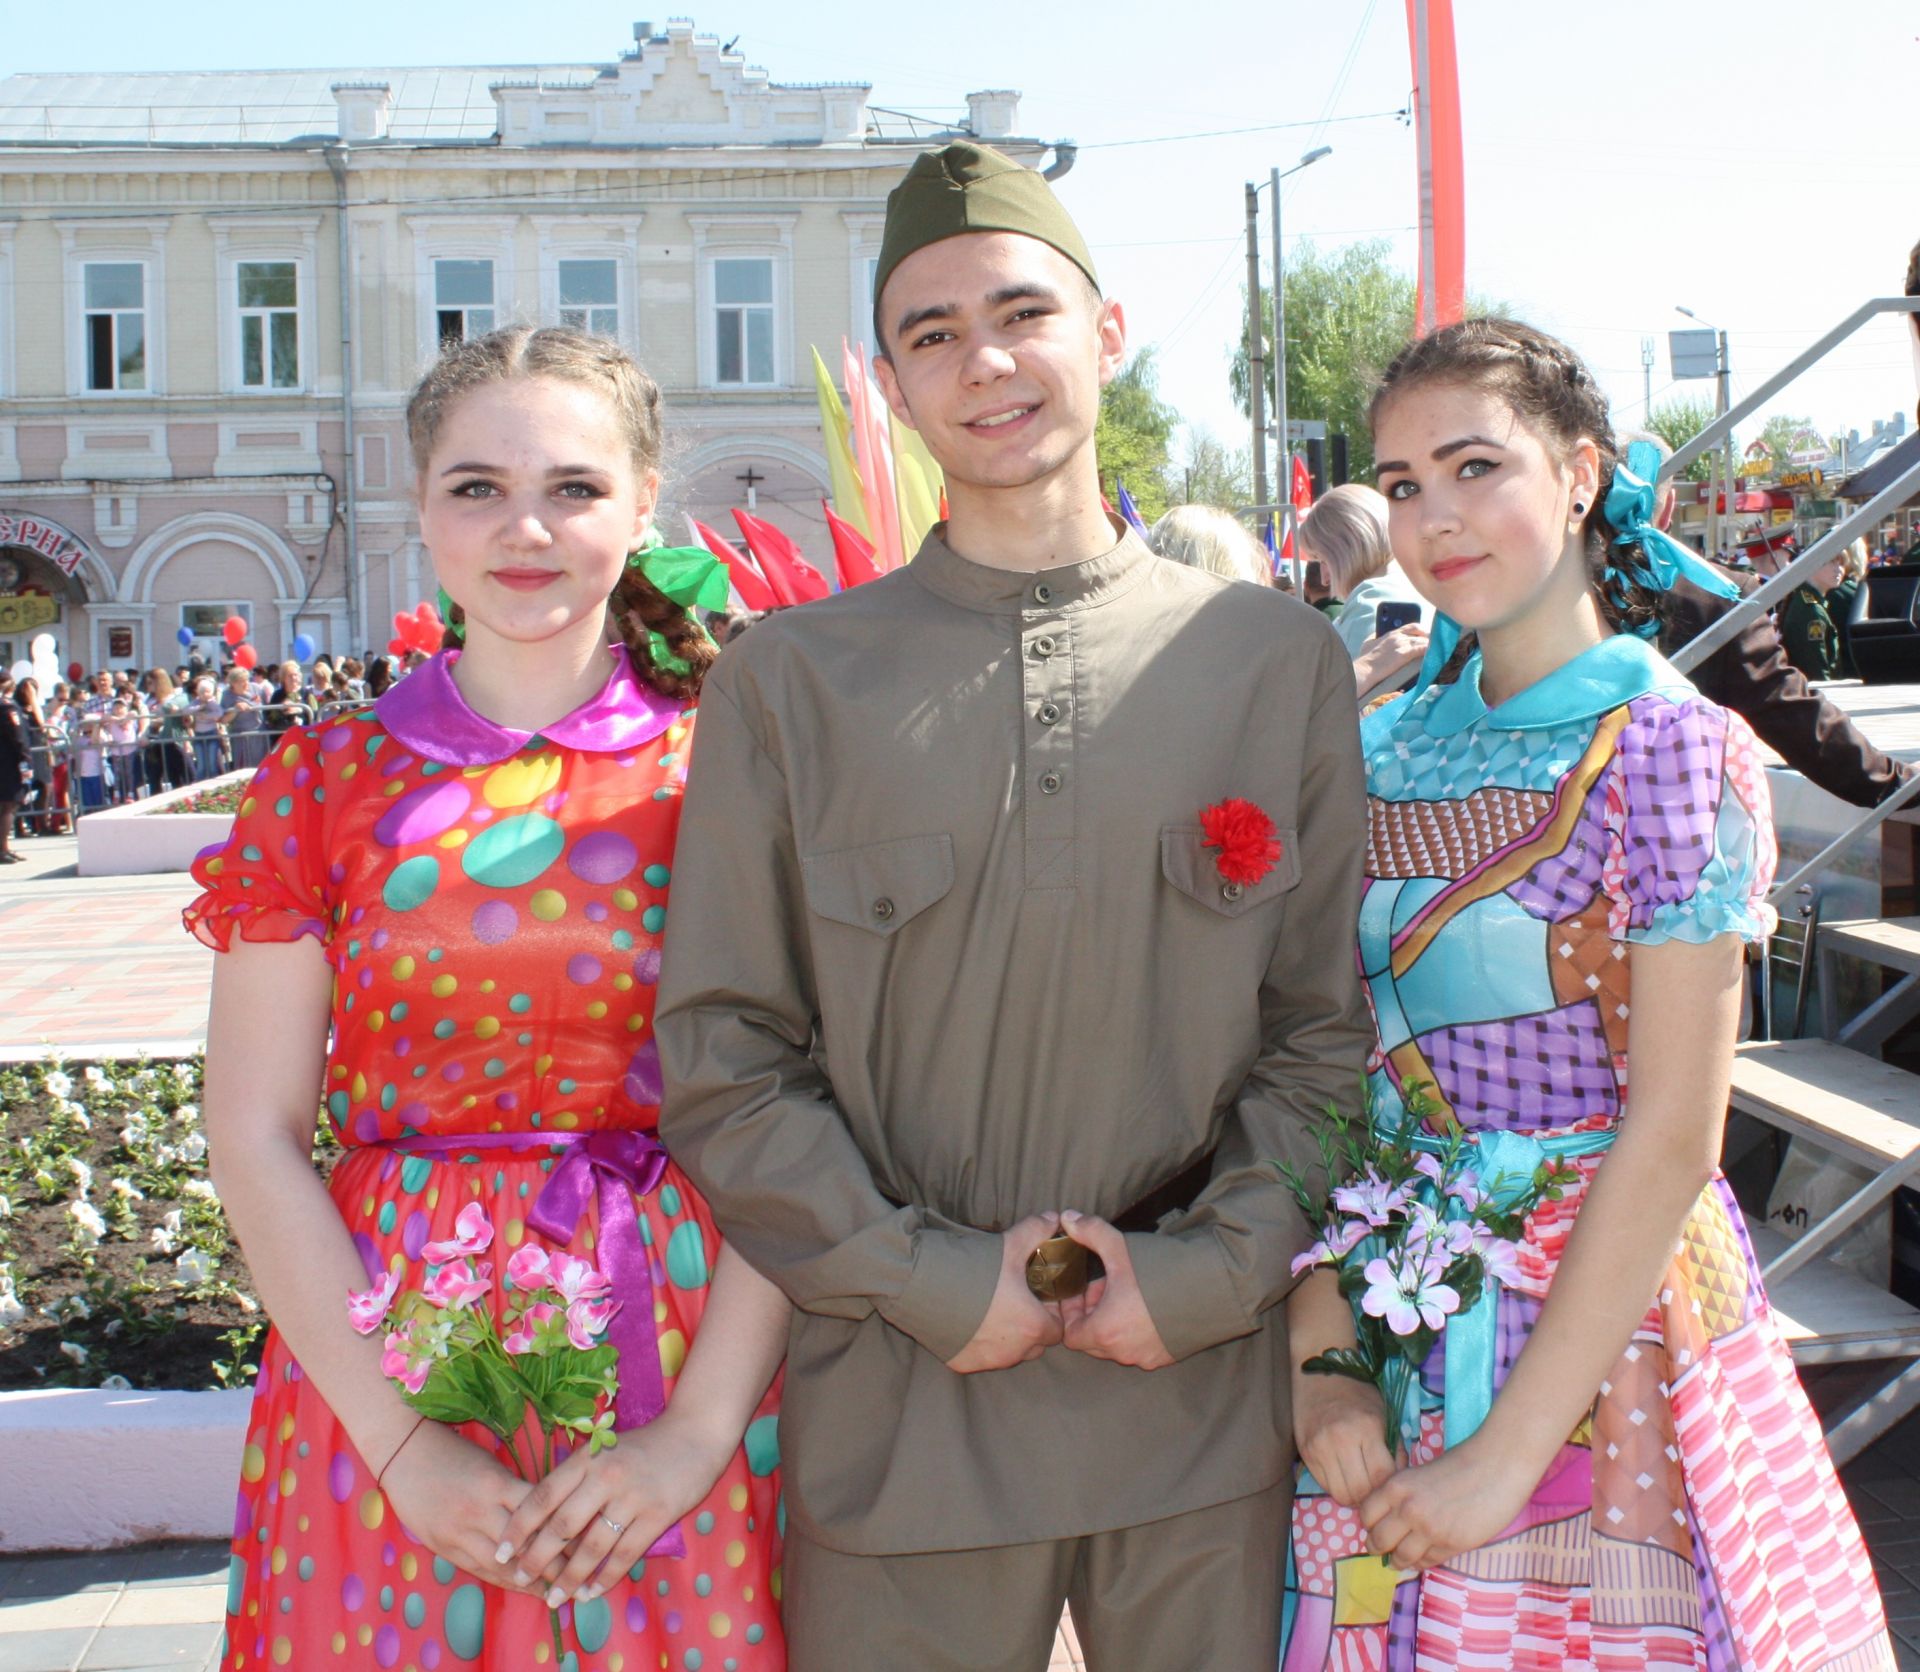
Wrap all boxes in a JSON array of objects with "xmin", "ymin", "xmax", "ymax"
[{"xmin": 657, "ymin": 525, "xmax": 1372, "ymax": 1556}]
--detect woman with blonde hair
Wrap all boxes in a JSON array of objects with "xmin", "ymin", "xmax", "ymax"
[
  {"xmin": 1304, "ymin": 484, "xmax": 1432, "ymax": 657},
  {"xmin": 1146, "ymin": 503, "xmax": 1272, "ymax": 585}
]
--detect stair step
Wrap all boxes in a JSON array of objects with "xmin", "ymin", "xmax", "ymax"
[
  {"xmin": 1820, "ymin": 916, "xmax": 1920, "ymax": 976},
  {"xmin": 1748, "ymin": 1222, "xmax": 1920, "ymax": 1358},
  {"xmin": 1730, "ymin": 1039, "xmax": 1920, "ymax": 1165}
]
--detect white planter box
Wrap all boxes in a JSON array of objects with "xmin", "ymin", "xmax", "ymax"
[
  {"xmin": 75, "ymin": 772, "xmax": 247, "ymax": 877},
  {"xmin": 0, "ymin": 1386, "xmax": 251, "ymax": 1550}
]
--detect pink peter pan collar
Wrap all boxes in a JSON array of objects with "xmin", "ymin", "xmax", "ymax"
[{"xmin": 374, "ymin": 648, "xmax": 683, "ymax": 766}]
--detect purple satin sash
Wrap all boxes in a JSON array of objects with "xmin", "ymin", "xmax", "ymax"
[{"xmin": 377, "ymin": 1128, "xmax": 686, "ymax": 1558}]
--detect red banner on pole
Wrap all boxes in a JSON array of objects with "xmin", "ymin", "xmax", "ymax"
[{"xmin": 1406, "ymin": 0, "xmax": 1466, "ymax": 335}]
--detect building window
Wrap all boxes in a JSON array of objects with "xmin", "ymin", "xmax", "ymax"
[
  {"xmin": 83, "ymin": 262, "xmax": 145, "ymax": 391},
  {"xmin": 434, "ymin": 259, "xmax": 495, "ymax": 344},
  {"xmin": 558, "ymin": 259, "xmax": 619, "ymax": 337},
  {"xmin": 714, "ymin": 258, "xmax": 775, "ymax": 385},
  {"xmin": 237, "ymin": 261, "xmax": 299, "ymax": 389}
]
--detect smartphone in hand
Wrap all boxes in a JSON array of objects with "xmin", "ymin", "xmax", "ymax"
[{"xmin": 1373, "ymin": 600, "xmax": 1424, "ymax": 638}]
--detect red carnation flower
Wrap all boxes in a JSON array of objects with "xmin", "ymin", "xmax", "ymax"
[{"xmin": 1199, "ymin": 798, "xmax": 1283, "ymax": 887}]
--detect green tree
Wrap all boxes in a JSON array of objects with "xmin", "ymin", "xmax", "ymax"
[
  {"xmin": 1166, "ymin": 428, "xmax": 1252, "ymax": 509},
  {"xmin": 1644, "ymin": 398, "xmax": 1718, "ymax": 482},
  {"xmin": 1230, "ymin": 238, "xmax": 1417, "ymax": 483},
  {"xmin": 1095, "ymin": 349, "xmax": 1178, "ymax": 523}
]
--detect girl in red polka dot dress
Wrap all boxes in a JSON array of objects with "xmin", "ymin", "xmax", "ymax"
[{"xmin": 187, "ymin": 327, "xmax": 789, "ymax": 1670}]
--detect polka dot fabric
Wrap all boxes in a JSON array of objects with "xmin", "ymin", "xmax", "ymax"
[{"xmin": 186, "ymin": 697, "xmax": 785, "ymax": 1670}]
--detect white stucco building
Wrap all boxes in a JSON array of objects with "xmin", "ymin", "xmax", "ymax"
[{"xmin": 0, "ymin": 23, "xmax": 1063, "ymax": 672}]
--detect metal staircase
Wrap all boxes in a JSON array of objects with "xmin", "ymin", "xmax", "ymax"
[{"xmin": 1656, "ymin": 296, "xmax": 1920, "ymax": 1464}]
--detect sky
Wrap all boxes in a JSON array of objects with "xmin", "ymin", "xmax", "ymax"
[{"xmin": 7, "ymin": 0, "xmax": 1919, "ymax": 468}]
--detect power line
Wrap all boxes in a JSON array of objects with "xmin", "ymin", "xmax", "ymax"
[{"xmin": 1075, "ymin": 107, "xmax": 1407, "ymax": 151}]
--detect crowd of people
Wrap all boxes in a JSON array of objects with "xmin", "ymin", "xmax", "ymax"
[{"xmin": 0, "ymin": 652, "xmax": 411, "ymax": 856}]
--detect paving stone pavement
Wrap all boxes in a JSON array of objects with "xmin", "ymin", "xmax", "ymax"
[
  {"xmin": 0, "ymin": 837, "xmax": 208, "ymax": 1059},
  {"xmin": 0, "ymin": 1541, "xmax": 1088, "ymax": 1670}
]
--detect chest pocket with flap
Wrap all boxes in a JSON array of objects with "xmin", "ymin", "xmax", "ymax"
[
  {"xmin": 801, "ymin": 834, "xmax": 955, "ymax": 937},
  {"xmin": 1160, "ymin": 824, "xmax": 1301, "ymax": 918}
]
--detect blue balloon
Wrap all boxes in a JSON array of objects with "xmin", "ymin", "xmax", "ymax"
[
  {"xmin": 291, "ymin": 633, "xmax": 317, "ymax": 662},
  {"xmin": 175, "ymin": 626, "xmax": 195, "ymax": 648}
]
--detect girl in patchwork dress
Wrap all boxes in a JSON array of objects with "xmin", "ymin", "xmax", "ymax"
[
  {"xmin": 187, "ymin": 327, "xmax": 789, "ymax": 1669},
  {"xmin": 1279, "ymin": 319, "xmax": 1892, "ymax": 1672}
]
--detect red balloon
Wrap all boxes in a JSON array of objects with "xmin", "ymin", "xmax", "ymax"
[
  {"xmin": 67, "ymin": 662, "xmax": 84, "ymax": 682},
  {"xmin": 222, "ymin": 615, "xmax": 248, "ymax": 646},
  {"xmin": 388, "ymin": 636, "xmax": 409, "ymax": 657},
  {"xmin": 233, "ymin": 644, "xmax": 258, "ymax": 670}
]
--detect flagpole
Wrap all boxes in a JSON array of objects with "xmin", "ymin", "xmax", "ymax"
[{"xmin": 1413, "ymin": 0, "xmax": 1437, "ymax": 337}]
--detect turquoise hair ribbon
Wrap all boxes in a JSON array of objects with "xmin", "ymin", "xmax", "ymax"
[
  {"xmin": 629, "ymin": 544, "xmax": 733, "ymax": 614},
  {"xmin": 1603, "ymin": 439, "xmax": 1742, "ymax": 638},
  {"xmin": 1398, "ymin": 1124, "xmax": 1618, "ymax": 1450}
]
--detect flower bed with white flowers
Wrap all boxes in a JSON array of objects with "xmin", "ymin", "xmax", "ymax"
[{"xmin": 0, "ymin": 1057, "xmax": 328, "ymax": 1549}]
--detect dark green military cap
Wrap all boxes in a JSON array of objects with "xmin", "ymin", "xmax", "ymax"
[{"xmin": 874, "ymin": 141, "xmax": 1099, "ymax": 311}]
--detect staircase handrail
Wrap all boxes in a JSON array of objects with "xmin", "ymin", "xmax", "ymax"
[
  {"xmin": 1767, "ymin": 770, "xmax": 1920, "ymax": 907},
  {"xmin": 1662, "ymin": 296, "xmax": 1920, "ymax": 479},
  {"xmin": 1654, "ymin": 295, "xmax": 1920, "ymax": 900}
]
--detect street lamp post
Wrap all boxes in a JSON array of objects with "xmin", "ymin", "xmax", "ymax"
[
  {"xmin": 1270, "ymin": 145, "xmax": 1331, "ymax": 571},
  {"xmin": 1677, "ymin": 305, "xmax": 1735, "ymax": 559}
]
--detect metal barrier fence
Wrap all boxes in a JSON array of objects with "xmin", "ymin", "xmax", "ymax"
[{"xmin": 8, "ymin": 698, "xmax": 369, "ymax": 835}]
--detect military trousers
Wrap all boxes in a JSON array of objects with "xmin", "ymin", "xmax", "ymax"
[{"xmin": 783, "ymin": 1480, "xmax": 1291, "ymax": 1672}]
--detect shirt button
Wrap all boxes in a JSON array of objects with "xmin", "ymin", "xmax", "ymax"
[
  {"xmin": 1033, "ymin": 583, "xmax": 1054, "ymax": 605},
  {"xmin": 1037, "ymin": 701, "xmax": 1062, "ymax": 725},
  {"xmin": 1032, "ymin": 636, "xmax": 1056, "ymax": 658},
  {"xmin": 872, "ymin": 897, "xmax": 895, "ymax": 922},
  {"xmin": 1039, "ymin": 770, "xmax": 1063, "ymax": 795},
  {"xmin": 1221, "ymin": 882, "xmax": 1244, "ymax": 902}
]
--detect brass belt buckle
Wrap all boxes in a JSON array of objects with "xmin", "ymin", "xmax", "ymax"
[{"xmin": 1025, "ymin": 1230, "xmax": 1106, "ymax": 1303}]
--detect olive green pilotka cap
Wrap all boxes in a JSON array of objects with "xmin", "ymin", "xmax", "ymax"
[{"xmin": 873, "ymin": 141, "xmax": 1101, "ymax": 316}]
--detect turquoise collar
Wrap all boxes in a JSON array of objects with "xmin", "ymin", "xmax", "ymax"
[{"xmin": 1391, "ymin": 633, "xmax": 1696, "ymax": 740}]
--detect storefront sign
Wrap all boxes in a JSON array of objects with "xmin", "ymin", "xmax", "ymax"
[
  {"xmin": 0, "ymin": 511, "xmax": 95, "ymax": 577},
  {"xmin": 1779, "ymin": 468, "xmax": 1824, "ymax": 489},
  {"xmin": 0, "ymin": 594, "xmax": 59, "ymax": 633},
  {"xmin": 108, "ymin": 627, "xmax": 134, "ymax": 659}
]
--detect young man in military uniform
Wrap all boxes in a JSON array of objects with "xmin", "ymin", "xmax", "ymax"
[{"xmin": 657, "ymin": 143, "xmax": 1372, "ymax": 1671}]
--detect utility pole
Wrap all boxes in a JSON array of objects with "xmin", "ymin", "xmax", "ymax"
[
  {"xmin": 1271, "ymin": 165, "xmax": 1287, "ymax": 549},
  {"xmin": 1244, "ymin": 181, "xmax": 1268, "ymax": 518},
  {"xmin": 1640, "ymin": 336, "xmax": 1654, "ymax": 414},
  {"xmin": 1718, "ymin": 329, "xmax": 1734, "ymax": 560}
]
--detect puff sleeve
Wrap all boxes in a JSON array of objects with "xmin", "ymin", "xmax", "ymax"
[
  {"xmin": 1601, "ymin": 696, "xmax": 1778, "ymax": 948},
  {"xmin": 182, "ymin": 731, "xmax": 334, "ymax": 951}
]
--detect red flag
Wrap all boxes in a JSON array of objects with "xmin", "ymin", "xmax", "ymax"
[
  {"xmin": 733, "ymin": 508, "xmax": 830, "ymax": 605},
  {"xmin": 823, "ymin": 500, "xmax": 882, "ymax": 589},
  {"xmin": 1406, "ymin": 0, "xmax": 1466, "ymax": 334},
  {"xmin": 1279, "ymin": 452, "xmax": 1315, "ymax": 560},
  {"xmin": 1291, "ymin": 451, "xmax": 1315, "ymax": 516},
  {"xmin": 688, "ymin": 516, "xmax": 778, "ymax": 613}
]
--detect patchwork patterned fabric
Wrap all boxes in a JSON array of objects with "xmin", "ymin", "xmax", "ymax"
[
  {"xmin": 1284, "ymin": 667, "xmax": 1890, "ymax": 1672},
  {"xmin": 1368, "ymin": 786, "xmax": 1556, "ymax": 880},
  {"xmin": 1420, "ymin": 1004, "xmax": 1619, "ymax": 1128}
]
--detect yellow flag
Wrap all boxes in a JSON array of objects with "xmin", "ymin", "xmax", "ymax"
[
  {"xmin": 890, "ymin": 414, "xmax": 945, "ymax": 556},
  {"xmin": 811, "ymin": 347, "xmax": 871, "ymax": 540}
]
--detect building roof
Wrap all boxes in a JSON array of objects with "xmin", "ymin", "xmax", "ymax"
[
  {"xmin": 0, "ymin": 43, "xmax": 984, "ymax": 151},
  {"xmin": 0, "ymin": 68, "xmax": 539, "ymax": 146}
]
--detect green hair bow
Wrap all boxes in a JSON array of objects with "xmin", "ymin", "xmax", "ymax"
[
  {"xmin": 629, "ymin": 544, "xmax": 733, "ymax": 614},
  {"xmin": 626, "ymin": 543, "xmax": 726, "ymax": 675}
]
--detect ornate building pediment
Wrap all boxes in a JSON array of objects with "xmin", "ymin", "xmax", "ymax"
[{"xmin": 490, "ymin": 22, "xmax": 871, "ymax": 148}]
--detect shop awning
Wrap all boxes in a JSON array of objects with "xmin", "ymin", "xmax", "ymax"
[{"xmin": 1836, "ymin": 430, "xmax": 1920, "ymax": 504}]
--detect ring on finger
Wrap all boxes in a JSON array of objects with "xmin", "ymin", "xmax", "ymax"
[{"xmin": 601, "ymin": 1514, "xmax": 624, "ymax": 1535}]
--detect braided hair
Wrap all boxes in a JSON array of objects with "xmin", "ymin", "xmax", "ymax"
[
  {"xmin": 404, "ymin": 325, "xmax": 716, "ymax": 702},
  {"xmin": 1368, "ymin": 317, "xmax": 1663, "ymax": 649}
]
